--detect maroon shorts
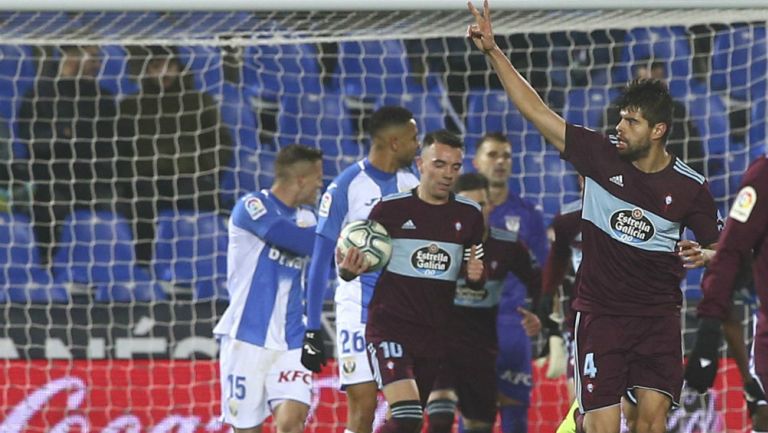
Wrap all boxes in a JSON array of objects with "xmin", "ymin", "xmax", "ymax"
[
  {"xmin": 433, "ymin": 349, "xmax": 497, "ymax": 423},
  {"xmin": 573, "ymin": 312, "xmax": 683, "ymax": 412},
  {"xmin": 366, "ymin": 338, "xmax": 441, "ymax": 407},
  {"xmin": 750, "ymin": 311, "xmax": 768, "ymax": 409}
]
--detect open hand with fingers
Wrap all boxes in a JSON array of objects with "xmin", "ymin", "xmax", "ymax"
[
  {"xmin": 336, "ymin": 245, "xmax": 369, "ymax": 282},
  {"xmin": 467, "ymin": 0, "xmax": 497, "ymax": 54}
]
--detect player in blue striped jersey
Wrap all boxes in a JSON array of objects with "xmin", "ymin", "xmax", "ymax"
[
  {"xmin": 214, "ymin": 145, "xmax": 323, "ymax": 433},
  {"xmin": 301, "ymin": 106, "xmax": 421, "ymax": 433}
]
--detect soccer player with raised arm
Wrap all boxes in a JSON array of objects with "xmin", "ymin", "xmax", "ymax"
[
  {"xmin": 339, "ymin": 130, "xmax": 485, "ymax": 433},
  {"xmin": 467, "ymin": 2, "xmax": 720, "ymax": 433},
  {"xmin": 301, "ymin": 106, "xmax": 420, "ymax": 433},
  {"xmin": 427, "ymin": 172, "xmax": 541, "ymax": 433},
  {"xmin": 686, "ymin": 155, "xmax": 768, "ymax": 433},
  {"xmin": 214, "ymin": 145, "xmax": 323, "ymax": 433},
  {"xmin": 472, "ymin": 132, "xmax": 549, "ymax": 433}
]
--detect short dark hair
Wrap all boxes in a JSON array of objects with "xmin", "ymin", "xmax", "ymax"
[
  {"xmin": 455, "ymin": 172, "xmax": 489, "ymax": 193},
  {"xmin": 475, "ymin": 132, "xmax": 509, "ymax": 152},
  {"xmin": 615, "ymin": 78, "xmax": 673, "ymax": 141},
  {"xmin": 275, "ymin": 144, "xmax": 323, "ymax": 180},
  {"xmin": 368, "ymin": 106, "xmax": 414, "ymax": 138},
  {"xmin": 423, "ymin": 129, "xmax": 464, "ymax": 150}
]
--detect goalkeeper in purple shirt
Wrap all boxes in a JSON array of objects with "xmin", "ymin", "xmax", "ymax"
[
  {"xmin": 471, "ymin": 133, "xmax": 549, "ymax": 433},
  {"xmin": 686, "ymin": 155, "xmax": 768, "ymax": 433}
]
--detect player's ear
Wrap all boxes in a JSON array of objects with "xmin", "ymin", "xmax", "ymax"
[
  {"xmin": 651, "ymin": 121, "xmax": 667, "ymax": 140},
  {"xmin": 415, "ymin": 155, "xmax": 424, "ymax": 173}
]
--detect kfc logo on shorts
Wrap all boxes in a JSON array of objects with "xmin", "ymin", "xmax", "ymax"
[
  {"xmin": 278, "ymin": 370, "xmax": 311, "ymax": 385},
  {"xmin": 609, "ymin": 208, "xmax": 655, "ymax": 244},
  {"xmin": 411, "ymin": 243, "xmax": 451, "ymax": 276}
]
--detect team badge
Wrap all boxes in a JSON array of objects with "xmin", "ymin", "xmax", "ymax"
[
  {"xmin": 318, "ymin": 192, "xmax": 333, "ymax": 218},
  {"xmin": 386, "ymin": 361, "xmax": 395, "ymax": 370},
  {"xmin": 342, "ymin": 358, "xmax": 356, "ymax": 375},
  {"xmin": 455, "ymin": 221, "xmax": 462, "ymax": 231},
  {"xmin": 505, "ymin": 215, "xmax": 520, "ymax": 233},
  {"xmin": 245, "ymin": 197, "xmax": 267, "ymax": 220},
  {"xmin": 228, "ymin": 398, "xmax": 239, "ymax": 416},
  {"xmin": 665, "ymin": 195, "xmax": 673, "ymax": 206},
  {"xmin": 729, "ymin": 186, "xmax": 757, "ymax": 223}
]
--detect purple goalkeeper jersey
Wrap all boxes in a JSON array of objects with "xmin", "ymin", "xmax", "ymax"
[
  {"xmin": 563, "ymin": 124, "xmax": 720, "ymax": 316},
  {"xmin": 365, "ymin": 188, "xmax": 485, "ymax": 357},
  {"xmin": 699, "ymin": 155, "xmax": 768, "ymax": 320}
]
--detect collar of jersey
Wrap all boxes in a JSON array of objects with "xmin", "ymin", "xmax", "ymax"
[
  {"xmin": 363, "ymin": 158, "xmax": 397, "ymax": 181},
  {"xmin": 265, "ymin": 191, "xmax": 296, "ymax": 216}
]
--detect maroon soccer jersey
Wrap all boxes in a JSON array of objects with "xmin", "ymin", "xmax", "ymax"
[
  {"xmin": 365, "ymin": 188, "xmax": 485, "ymax": 357},
  {"xmin": 563, "ymin": 124, "xmax": 720, "ymax": 316},
  {"xmin": 451, "ymin": 230, "xmax": 540, "ymax": 355},
  {"xmin": 698, "ymin": 155, "xmax": 768, "ymax": 320}
]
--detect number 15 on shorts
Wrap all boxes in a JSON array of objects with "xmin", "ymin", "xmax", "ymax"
[{"xmin": 583, "ymin": 353, "xmax": 598, "ymax": 379}]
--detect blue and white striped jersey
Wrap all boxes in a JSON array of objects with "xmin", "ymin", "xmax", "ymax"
[
  {"xmin": 306, "ymin": 158, "xmax": 419, "ymax": 328},
  {"xmin": 213, "ymin": 190, "xmax": 317, "ymax": 350}
]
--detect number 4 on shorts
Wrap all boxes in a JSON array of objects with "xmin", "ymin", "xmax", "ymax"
[{"xmin": 583, "ymin": 353, "xmax": 598, "ymax": 379}]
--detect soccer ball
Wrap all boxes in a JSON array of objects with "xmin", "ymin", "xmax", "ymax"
[{"xmin": 336, "ymin": 220, "xmax": 393, "ymax": 272}]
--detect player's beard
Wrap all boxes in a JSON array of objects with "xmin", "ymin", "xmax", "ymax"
[{"xmin": 618, "ymin": 139, "xmax": 652, "ymax": 163}]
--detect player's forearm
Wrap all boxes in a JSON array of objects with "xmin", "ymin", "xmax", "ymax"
[
  {"xmin": 722, "ymin": 309, "xmax": 751, "ymax": 381},
  {"xmin": 484, "ymin": 46, "xmax": 566, "ymax": 152},
  {"xmin": 305, "ymin": 235, "xmax": 335, "ymax": 330},
  {"xmin": 262, "ymin": 221, "xmax": 316, "ymax": 256}
]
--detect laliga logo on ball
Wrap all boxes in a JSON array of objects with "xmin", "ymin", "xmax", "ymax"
[{"xmin": 337, "ymin": 220, "xmax": 393, "ymax": 272}]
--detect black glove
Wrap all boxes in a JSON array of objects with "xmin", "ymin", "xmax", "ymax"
[
  {"xmin": 744, "ymin": 379, "xmax": 767, "ymax": 416},
  {"xmin": 535, "ymin": 294, "xmax": 561, "ymax": 337},
  {"xmin": 300, "ymin": 330, "xmax": 327, "ymax": 373},
  {"xmin": 684, "ymin": 317, "xmax": 722, "ymax": 394}
]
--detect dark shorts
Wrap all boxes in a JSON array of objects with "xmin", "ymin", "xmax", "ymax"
[
  {"xmin": 749, "ymin": 311, "xmax": 768, "ymax": 410},
  {"xmin": 366, "ymin": 338, "xmax": 441, "ymax": 407},
  {"xmin": 433, "ymin": 347, "xmax": 497, "ymax": 423},
  {"xmin": 573, "ymin": 312, "xmax": 683, "ymax": 412},
  {"xmin": 496, "ymin": 314, "xmax": 533, "ymax": 404}
]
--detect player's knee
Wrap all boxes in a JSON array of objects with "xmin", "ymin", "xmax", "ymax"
[
  {"xmin": 425, "ymin": 398, "xmax": 456, "ymax": 433},
  {"xmin": 274, "ymin": 417, "xmax": 305, "ymax": 433},
  {"xmin": 752, "ymin": 405, "xmax": 768, "ymax": 432},
  {"xmin": 346, "ymin": 382, "xmax": 378, "ymax": 432},
  {"xmin": 381, "ymin": 400, "xmax": 423, "ymax": 433},
  {"xmin": 630, "ymin": 418, "xmax": 666, "ymax": 433}
]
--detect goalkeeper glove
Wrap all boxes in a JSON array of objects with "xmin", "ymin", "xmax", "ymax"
[
  {"xmin": 545, "ymin": 334, "xmax": 568, "ymax": 379},
  {"xmin": 744, "ymin": 379, "xmax": 767, "ymax": 416},
  {"xmin": 684, "ymin": 317, "xmax": 722, "ymax": 393},
  {"xmin": 300, "ymin": 330, "xmax": 327, "ymax": 373}
]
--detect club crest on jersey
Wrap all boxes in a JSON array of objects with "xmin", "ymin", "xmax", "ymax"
[
  {"xmin": 411, "ymin": 243, "xmax": 451, "ymax": 276},
  {"xmin": 609, "ymin": 208, "xmax": 656, "ymax": 244},
  {"xmin": 505, "ymin": 216, "xmax": 520, "ymax": 233},
  {"xmin": 730, "ymin": 186, "xmax": 757, "ymax": 223},
  {"xmin": 245, "ymin": 196, "xmax": 267, "ymax": 220}
]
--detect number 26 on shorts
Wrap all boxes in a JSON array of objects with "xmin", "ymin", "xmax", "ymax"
[{"xmin": 583, "ymin": 353, "xmax": 598, "ymax": 379}]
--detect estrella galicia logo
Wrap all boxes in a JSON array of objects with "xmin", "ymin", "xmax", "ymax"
[
  {"xmin": 411, "ymin": 243, "xmax": 451, "ymax": 276},
  {"xmin": 609, "ymin": 208, "xmax": 655, "ymax": 244}
]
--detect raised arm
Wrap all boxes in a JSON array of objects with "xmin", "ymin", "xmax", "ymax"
[{"xmin": 467, "ymin": 0, "xmax": 566, "ymax": 152}]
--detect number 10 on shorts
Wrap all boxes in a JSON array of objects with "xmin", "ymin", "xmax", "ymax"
[{"xmin": 583, "ymin": 353, "xmax": 598, "ymax": 379}]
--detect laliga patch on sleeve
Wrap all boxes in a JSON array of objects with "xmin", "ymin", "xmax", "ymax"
[
  {"xmin": 245, "ymin": 197, "xmax": 267, "ymax": 220},
  {"xmin": 729, "ymin": 185, "xmax": 757, "ymax": 223},
  {"xmin": 318, "ymin": 191, "xmax": 333, "ymax": 218}
]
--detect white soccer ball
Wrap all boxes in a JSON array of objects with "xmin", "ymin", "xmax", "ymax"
[{"xmin": 336, "ymin": 220, "xmax": 393, "ymax": 272}]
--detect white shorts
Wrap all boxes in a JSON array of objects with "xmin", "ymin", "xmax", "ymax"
[
  {"xmin": 336, "ymin": 303, "xmax": 375, "ymax": 389},
  {"xmin": 218, "ymin": 336, "xmax": 312, "ymax": 429}
]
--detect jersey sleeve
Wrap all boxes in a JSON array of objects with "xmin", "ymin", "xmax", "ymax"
[
  {"xmin": 698, "ymin": 162, "xmax": 768, "ymax": 320},
  {"xmin": 521, "ymin": 204, "xmax": 549, "ymax": 267},
  {"xmin": 506, "ymin": 241, "xmax": 542, "ymax": 297},
  {"xmin": 231, "ymin": 195, "xmax": 315, "ymax": 257},
  {"xmin": 316, "ymin": 182, "xmax": 349, "ymax": 240},
  {"xmin": 685, "ymin": 183, "xmax": 722, "ymax": 247},
  {"xmin": 562, "ymin": 123, "xmax": 610, "ymax": 179}
]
